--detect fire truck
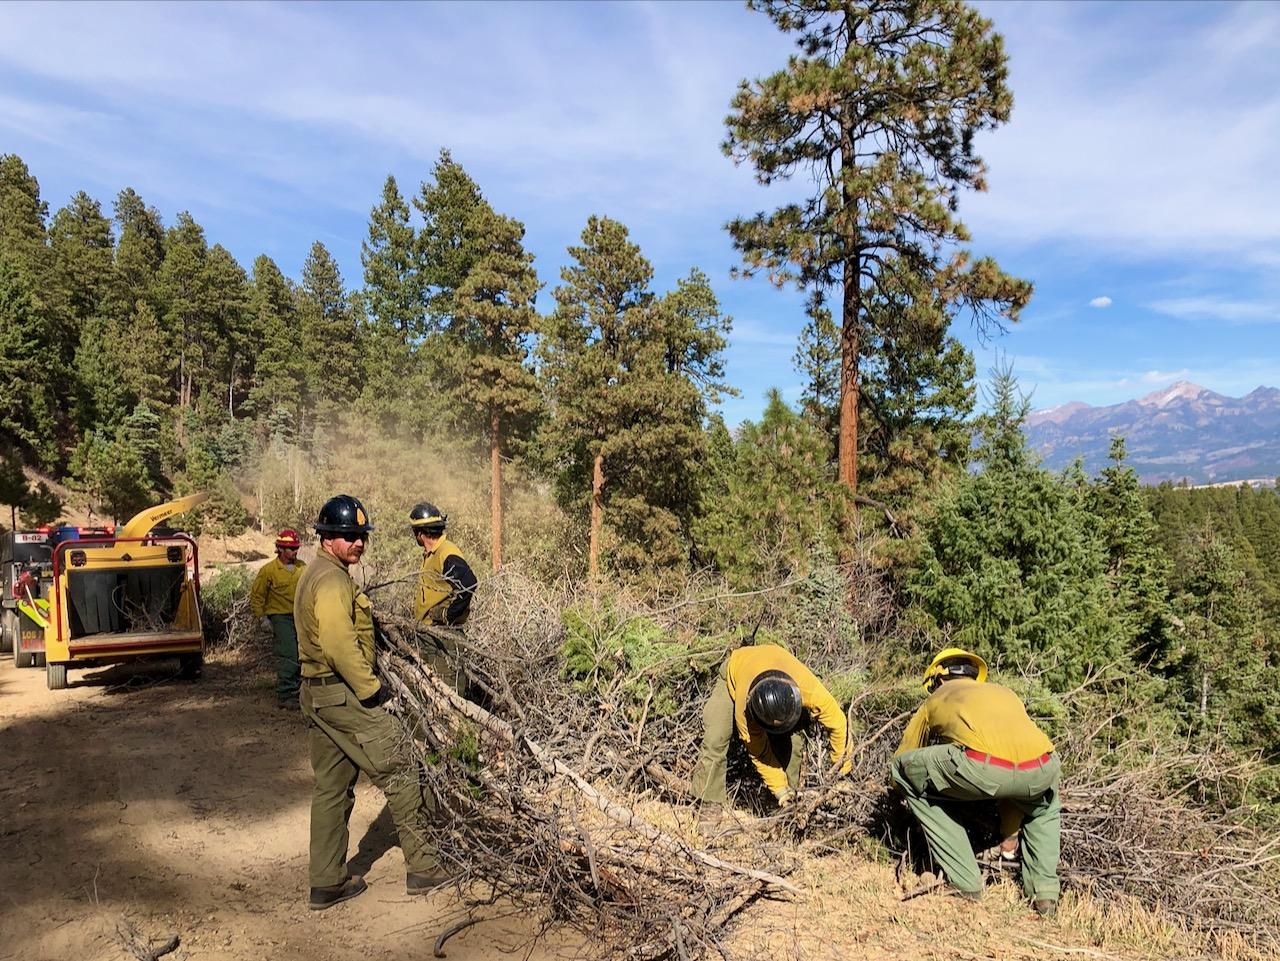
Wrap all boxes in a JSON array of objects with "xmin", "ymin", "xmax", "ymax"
[{"xmin": 2, "ymin": 492, "xmax": 209, "ymax": 689}]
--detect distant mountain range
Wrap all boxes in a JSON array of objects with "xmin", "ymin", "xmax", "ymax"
[{"xmin": 1023, "ymin": 381, "xmax": 1280, "ymax": 485}]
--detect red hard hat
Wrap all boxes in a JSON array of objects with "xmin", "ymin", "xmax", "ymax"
[{"xmin": 275, "ymin": 529, "xmax": 302, "ymax": 550}]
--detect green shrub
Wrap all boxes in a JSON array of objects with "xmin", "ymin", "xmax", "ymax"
[{"xmin": 559, "ymin": 598, "xmax": 723, "ymax": 717}]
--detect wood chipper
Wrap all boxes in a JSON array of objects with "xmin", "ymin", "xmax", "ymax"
[{"xmin": 25, "ymin": 492, "xmax": 210, "ymax": 690}]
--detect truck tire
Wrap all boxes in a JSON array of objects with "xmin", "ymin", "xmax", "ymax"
[
  {"xmin": 46, "ymin": 662, "xmax": 67, "ymax": 690},
  {"xmin": 177, "ymin": 653, "xmax": 203, "ymax": 680},
  {"xmin": 0, "ymin": 609, "xmax": 12, "ymax": 654}
]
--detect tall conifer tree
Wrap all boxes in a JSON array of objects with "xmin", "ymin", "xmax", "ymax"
[
  {"xmin": 725, "ymin": 0, "xmax": 1031, "ymax": 491},
  {"xmin": 450, "ymin": 203, "xmax": 541, "ymax": 570},
  {"xmin": 249, "ymin": 255, "xmax": 305, "ymax": 441},
  {"xmin": 298, "ymin": 241, "xmax": 358, "ymax": 433},
  {"xmin": 359, "ymin": 175, "xmax": 422, "ymax": 431}
]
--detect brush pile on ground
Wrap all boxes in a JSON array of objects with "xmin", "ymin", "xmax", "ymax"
[
  {"xmin": 370, "ymin": 576, "xmax": 800, "ymax": 960},
  {"xmin": 322, "ymin": 567, "xmax": 1280, "ymax": 959}
]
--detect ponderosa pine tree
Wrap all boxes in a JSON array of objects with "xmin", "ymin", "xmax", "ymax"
[
  {"xmin": 110, "ymin": 188, "xmax": 165, "ymax": 318},
  {"xmin": 0, "ymin": 157, "xmax": 59, "ymax": 459},
  {"xmin": 0, "ymin": 155, "xmax": 50, "ymax": 294},
  {"xmin": 725, "ymin": 0, "xmax": 1031, "ymax": 492},
  {"xmin": 541, "ymin": 216, "xmax": 654, "ymax": 581},
  {"xmin": 449, "ymin": 201, "xmax": 541, "ymax": 570},
  {"xmin": 203, "ymin": 244, "xmax": 254, "ymax": 414},
  {"xmin": 49, "ymin": 192, "xmax": 113, "ymax": 360},
  {"xmin": 0, "ymin": 256, "xmax": 57, "ymax": 451},
  {"xmin": 416, "ymin": 150, "xmax": 485, "ymax": 330},
  {"xmin": 540, "ymin": 217, "xmax": 730, "ymax": 580}
]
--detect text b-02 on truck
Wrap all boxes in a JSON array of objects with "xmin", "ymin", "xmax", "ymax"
[{"xmin": 5, "ymin": 493, "xmax": 210, "ymax": 690}]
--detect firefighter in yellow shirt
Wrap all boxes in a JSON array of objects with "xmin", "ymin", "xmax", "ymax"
[
  {"xmin": 249, "ymin": 529, "xmax": 305, "ymax": 708},
  {"xmin": 409, "ymin": 502, "xmax": 477, "ymax": 694},
  {"xmin": 691, "ymin": 645, "xmax": 849, "ymax": 822},
  {"xmin": 294, "ymin": 494, "xmax": 442, "ymax": 910},
  {"xmin": 892, "ymin": 648, "xmax": 1061, "ymax": 915}
]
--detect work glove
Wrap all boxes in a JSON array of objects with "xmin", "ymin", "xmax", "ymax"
[
  {"xmin": 776, "ymin": 788, "xmax": 799, "ymax": 808},
  {"xmin": 361, "ymin": 686, "xmax": 393, "ymax": 711},
  {"xmin": 259, "ymin": 616, "xmax": 272, "ymax": 635}
]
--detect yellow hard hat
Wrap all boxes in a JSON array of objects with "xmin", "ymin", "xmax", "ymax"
[{"xmin": 922, "ymin": 647, "xmax": 988, "ymax": 692}]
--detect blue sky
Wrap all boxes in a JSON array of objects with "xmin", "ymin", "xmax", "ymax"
[{"xmin": 3, "ymin": 0, "xmax": 1278, "ymax": 426}]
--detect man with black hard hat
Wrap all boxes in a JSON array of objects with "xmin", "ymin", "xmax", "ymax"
[
  {"xmin": 409, "ymin": 502, "xmax": 476, "ymax": 627},
  {"xmin": 891, "ymin": 648, "xmax": 1061, "ymax": 915},
  {"xmin": 691, "ymin": 645, "xmax": 850, "ymax": 824},
  {"xmin": 294, "ymin": 494, "xmax": 443, "ymax": 910},
  {"xmin": 409, "ymin": 502, "xmax": 477, "ymax": 694}
]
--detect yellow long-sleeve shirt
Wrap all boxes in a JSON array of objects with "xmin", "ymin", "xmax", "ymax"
[
  {"xmin": 293, "ymin": 550, "xmax": 380, "ymax": 700},
  {"xmin": 725, "ymin": 646, "xmax": 849, "ymax": 796},
  {"xmin": 894, "ymin": 677, "xmax": 1053, "ymax": 762},
  {"xmin": 249, "ymin": 557, "xmax": 305, "ymax": 617}
]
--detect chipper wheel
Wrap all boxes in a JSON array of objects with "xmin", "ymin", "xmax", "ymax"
[{"xmin": 46, "ymin": 661, "xmax": 68, "ymax": 690}]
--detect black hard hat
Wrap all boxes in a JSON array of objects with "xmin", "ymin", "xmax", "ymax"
[
  {"xmin": 747, "ymin": 670, "xmax": 804, "ymax": 733},
  {"xmin": 409, "ymin": 502, "xmax": 447, "ymax": 534},
  {"xmin": 314, "ymin": 494, "xmax": 375, "ymax": 536}
]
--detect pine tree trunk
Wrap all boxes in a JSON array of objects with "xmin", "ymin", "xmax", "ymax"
[
  {"xmin": 490, "ymin": 410, "xmax": 503, "ymax": 572},
  {"xmin": 838, "ymin": 109, "xmax": 859, "ymax": 493},
  {"xmin": 838, "ymin": 264, "xmax": 860, "ymax": 492},
  {"xmin": 589, "ymin": 451, "xmax": 605, "ymax": 582}
]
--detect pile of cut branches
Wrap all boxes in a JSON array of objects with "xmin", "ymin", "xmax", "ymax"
[
  {"xmin": 1059, "ymin": 740, "xmax": 1280, "ymax": 949},
  {"xmin": 375, "ymin": 613, "xmax": 796, "ymax": 959},
  {"xmin": 367, "ymin": 568, "xmax": 1280, "ymax": 959}
]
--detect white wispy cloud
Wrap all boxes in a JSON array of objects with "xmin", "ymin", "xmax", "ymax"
[
  {"xmin": 1148, "ymin": 297, "xmax": 1280, "ymax": 324},
  {"xmin": 967, "ymin": 2, "xmax": 1280, "ymax": 257},
  {"xmin": 1089, "ymin": 296, "xmax": 1112, "ymax": 308}
]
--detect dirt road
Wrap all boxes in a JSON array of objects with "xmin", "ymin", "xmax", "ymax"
[{"xmin": 0, "ymin": 653, "xmax": 574, "ymax": 961}]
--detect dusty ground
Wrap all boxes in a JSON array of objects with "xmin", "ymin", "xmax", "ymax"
[
  {"xmin": 0, "ymin": 643, "xmax": 1195, "ymax": 961},
  {"xmin": 0, "ymin": 652, "xmax": 579, "ymax": 961}
]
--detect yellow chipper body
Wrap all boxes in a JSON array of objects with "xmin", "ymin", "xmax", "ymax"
[{"xmin": 36, "ymin": 493, "xmax": 210, "ymax": 690}]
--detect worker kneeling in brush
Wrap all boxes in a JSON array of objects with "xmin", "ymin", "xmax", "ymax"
[
  {"xmin": 891, "ymin": 648, "xmax": 1060, "ymax": 916},
  {"xmin": 691, "ymin": 645, "xmax": 849, "ymax": 823}
]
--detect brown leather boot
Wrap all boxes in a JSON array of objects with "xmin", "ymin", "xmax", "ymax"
[
  {"xmin": 1034, "ymin": 899, "xmax": 1058, "ymax": 917},
  {"xmin": 309, "ymin": 875, "xmax": 366, "ymax": 911},
  {"xmin": 406, "ymin": 870, "xmax": 453, "ymax": 895}
]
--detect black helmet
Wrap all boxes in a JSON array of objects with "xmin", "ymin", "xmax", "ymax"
[
  {"xmin": 314, "ymin": 494, "xmax": 375, "ymax": 536},
  {"xmin": 409, "ymin": 501, "xmax": 447, "ymax": 536},
  {"xmin": 747, "ymin": 670, "xmax": 804, "ymax": 733}
]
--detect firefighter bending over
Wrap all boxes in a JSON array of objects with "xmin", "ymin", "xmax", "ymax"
[{"xmin": 691, "ymin": 645, "xmax": 849, "ymax": 825}]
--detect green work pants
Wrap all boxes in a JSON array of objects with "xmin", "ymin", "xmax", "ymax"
[
  {"xmin": 690, "ymin": 676, "xmax": 802, "ymax": 804},
  {"xmin": 891, "ymin": 744, "xmax": 1061, "ymax": 901},
  {"xmin": 269, "ymin": 614, "xmax": 300, "ymax": 703},
  {"xmin": 417, "ymin": 625, "xmax": 466, "ymax": 696},
  {"xmin": 301, "ymin": 681, "xmax": 440, "ymax": 887}
]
